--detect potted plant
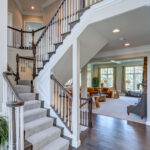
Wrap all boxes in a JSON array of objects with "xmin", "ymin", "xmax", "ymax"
[
  {"xmin": 0, "ymin": 116, "xmax": 8, "ymax": 148},
  {"xmin": 92, "ymin": 77, "xmax": 99, "ymax": 87}
]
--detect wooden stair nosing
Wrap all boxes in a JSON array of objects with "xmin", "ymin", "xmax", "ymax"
[
  {"xmin": 54, "ymin": 42, "xmax": 63, "ymax": 50},
  {"xmin": 61, "ymin": 31, "xmax": 71, "ymax": 40},
  {"xmin": 69, "ymin": 19, "xmax": 80, "ymax": 30},
  {"xmin": 43, "ymin": 60, "xmax": 49, "ymax": 66},
  {"xmin": 24, "ymin": 140, "xmax": 32, "ymax": 150},
  {"xmin": 37, "ymin": 67, "xmax": 43, "ymax": 73}
]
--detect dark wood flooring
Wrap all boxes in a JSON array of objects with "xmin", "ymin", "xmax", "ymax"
[{"xmin": 70, "ymin": 114, "xmax": 150, "ymax": 150}]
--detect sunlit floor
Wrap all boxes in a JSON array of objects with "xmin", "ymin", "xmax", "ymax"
[{"xmin": 70, "ymin": 114, "xmax": 150, "ymax": 150}]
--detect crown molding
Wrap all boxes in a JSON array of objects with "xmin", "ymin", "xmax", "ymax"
[{"xmin": 42, "ymin": 0, "xmax": 56, "ymax": 8}]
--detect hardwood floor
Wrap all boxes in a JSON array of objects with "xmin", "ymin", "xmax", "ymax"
[{"xmin": 70, "ymin": 114, "xmax": 150, "ymax": 150}]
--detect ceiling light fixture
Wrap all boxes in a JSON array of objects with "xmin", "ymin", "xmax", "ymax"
[
  {"xmin": 31, "ymin": 6, "xmax": 35, "ymax": 10},
  {"xmin": 112, "ymin": 28, "xmax": 120, "ymax": 34},
  {"xmin": 124, "ymin": 42, "xmax": 131, "ymax": 47}
]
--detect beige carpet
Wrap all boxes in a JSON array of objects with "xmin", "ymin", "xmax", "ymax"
[{"xmin": 93, "ymin": 96, "xmax": 146, "ymax": 124}]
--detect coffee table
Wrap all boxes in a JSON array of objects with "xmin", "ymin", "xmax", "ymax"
[{"xmin": 95, "ymin": 94, "xmax": 107, "ymax": 102}]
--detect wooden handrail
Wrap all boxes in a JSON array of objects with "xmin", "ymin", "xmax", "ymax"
[
  {"xmin": 17, "ymin": 56, "xmax": 34, "ymax": 61},
  {"xmin": 7, "ymin": 64, "xmax": 17, "ymax": 76},
  {"xmin": 51, "ymin": 74, "xmax": 93, "ymax": 128},
  {"xmin": 34, "ymin": 26, "xmax": 46, "ymax": 32},
  {"xmin": 3, "ymin": 72, "xmax": 24, "ymax": 107},
  {"xmin": 8, "ymin": 26, "xmax": 46, "ymax": 34},
  {"xmin": 51, "ymin": 74, "xmax": 72, "ymax": 99},
  {"xmin": 35, "ymin": 0, "xmax": 66, "ymax": 46}
]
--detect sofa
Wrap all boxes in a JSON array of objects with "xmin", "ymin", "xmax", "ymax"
[
  {"xmin": 68, "ymin": 87, "xmax": 113, "ymax": 98},
  {"xmin": 127, "ymin": 93, "xmax": 147, "ymax": 119},
  {"xmin": 87, "ymin": 87, "xmax": 113, "ymax": 98},
  {"xmin": 125, "ymin": 90, "xmax": 142, "ymax": 97}
]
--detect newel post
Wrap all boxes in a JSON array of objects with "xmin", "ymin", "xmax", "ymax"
[
  {"xmin": 16, "ymin": 54, "xmax": 20, "ymax": 84},
  {"xmin": 20, "ymin": 29, "xmax": 23, "ymax": 49},
  {"xmin": 32, "ymin": 30, "xmax": 35, "ymax": 49},
  {"xmin": 88, "ymin": 97, "xmax": 93, "ymax": 128}
]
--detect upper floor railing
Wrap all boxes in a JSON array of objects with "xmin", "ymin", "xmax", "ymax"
[
  {"xmin": 35, "ymin": 0, "xmax": 102, "ymax": 69},
  {"xmin": 7, "ymin": 26, "xmax": 45, "ymax": 50}
]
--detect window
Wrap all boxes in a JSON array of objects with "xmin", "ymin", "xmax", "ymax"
[
  {"xmin": 125, "ymin": 66, "xmax": 143, "ymax": 91},
  {"xmin": 101, "ymin": 68, "xmax": 114, "ymax": 87},
  {"xmin": 87, "ymin": 65, "xmax": 92, "ymax": 87},
  {"xmin": 25, "ymin": 22, "xmax": 43, "ymax": 46}
]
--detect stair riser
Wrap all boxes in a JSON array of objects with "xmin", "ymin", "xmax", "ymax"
[
  {"xmin": 15, "ymin": 86, "xmax": 31, "ymax": 93},
  {"xmin": 19, "ymin": 93, "xmax": 37, "ymax": 101},
  {"xmin": 32, "ymin": 130, "xmax": 61, "ymax": 150},
  {"xmin": 18, "ymin": 80, "xmax": 31, "ymax": 85},
  {"xmin": 24, "ymin": 102, "xmax": 41, "ymax": 111},
  {"xmin": 41, "ymin": 138, "xmax": 69, "ymax": 150},
  {"xmin": 25, "ymin": 120, "xmax": 53, "ymax": 138},
  {"xmin": 24, "ymin": 111, "xmax": 47, "ymax": 123}
]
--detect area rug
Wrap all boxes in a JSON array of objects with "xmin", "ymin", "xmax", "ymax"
[{"xmin": 92, "ymin": 96, "xmax": 146, "ymax": 124}]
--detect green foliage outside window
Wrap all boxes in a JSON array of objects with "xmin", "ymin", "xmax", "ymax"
[{"xmin": 92, "ymin": 77, "xmax": 99, "ymax": 87}]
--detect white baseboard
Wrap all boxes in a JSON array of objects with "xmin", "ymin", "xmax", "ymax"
[{"xmin": 146, "ymin": 121, "xmax": 150, "ymax": 126}]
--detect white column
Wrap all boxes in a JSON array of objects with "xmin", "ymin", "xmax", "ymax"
[
  {"xmin": 147, "ymin": 54, "xmax": 150, "ymax": 125},
  {"xmin": 72, "ymin": 39, "xmax": 81, "ymax": 148},
  {"xmin": 81, "ymin": 65, "xmax": 87, "ymax": 98},
  {"xmin": 0, "ymin": 0, "xmax": 8, "ymax": 113}
]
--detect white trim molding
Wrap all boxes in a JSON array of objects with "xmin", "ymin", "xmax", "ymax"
[{"xmin": 146, "ymin": 122, "xmax": 150, "ymax": 126}]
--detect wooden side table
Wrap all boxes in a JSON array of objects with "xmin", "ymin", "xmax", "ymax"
[{"xmin": 114, "ymin": 91, "xmax": 120, "ymax": 99}]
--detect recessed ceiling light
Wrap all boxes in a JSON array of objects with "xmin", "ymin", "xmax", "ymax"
[
  {"xmin": 31, "ymin": 6, "xmax": 35, "ymax": 10},
  {"xmin": 112, "ymin": 28, "xmax": 120, "ymax": 34},
  {"xmin": 124, "ymin": 42, "xmax": 131, "ymax": 47}
]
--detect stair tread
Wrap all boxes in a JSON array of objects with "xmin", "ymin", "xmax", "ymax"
[
  {"xmin": 25, "ymin": 117, "xmax": 53, "ymax": 131},
  {"xmin": 24, "ymin": 100, "xmax": 41, "ymax": 105},
  {"xmin": 24, "ymin": 108, "xmax": 46, "ymax": 117},
  {"xmin": 14, "ymin": 85, "xmax": 30, "ymax": 87},
  {"xmin": 19, "ymin": 92, "xmax": 36, "ymax": 95},
  {"xmin": 40, "ymin": 137, "xmax": 69, "ymax": 150},
  {"xmin": 27, "ymin": 127, "xmax": 61, "ymax": 145}
]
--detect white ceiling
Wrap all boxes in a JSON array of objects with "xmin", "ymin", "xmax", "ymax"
[
  {"xmin": 15, "ymin": 0, "xmax": 56, "ymax": 16},
  {"xmin": 91, "ymin": 6, "xmax": 150, "ymax": 52}
]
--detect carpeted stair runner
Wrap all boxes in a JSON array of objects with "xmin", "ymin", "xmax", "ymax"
[{"xmin": 15, "ymin": 83, "xmax": 69, "ymax": 150}]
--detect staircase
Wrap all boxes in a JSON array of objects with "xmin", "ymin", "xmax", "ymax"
[
  {"xmin": 5, "ymin": 0, "xmax": 150, "ymax": 149},
  {"xmin": 5, "ymin": 0, "xmax": 104, "ymax": 149},
  {"xmin": 15, "ymin": 83, "xmax": 69, "ymax": 150},
  {"xmin": 4, "ymin": 69, "xmax": 70, "ymax": 150}
]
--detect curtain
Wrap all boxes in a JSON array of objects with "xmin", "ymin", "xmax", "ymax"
[
  {"xmin": 143, "ymin": 57, "xmax": 147, "ymax": 93},
  {"xmin": 113, "ymin": 67, "xmax": 117, "ymax": 89},
  {"xmin": 121, "ymin": 66, "xmax": 126, "ymax": 92},
  {"xmin": 98, "ymin": 67, "xmax": 101, "ymax": 86}
]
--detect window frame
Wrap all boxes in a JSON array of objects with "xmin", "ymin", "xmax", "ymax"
[
  {"xmin": 100, "ymin": 67, "xmax": 114, "ymax": 88},
  {"xmin": 125, "ymin": 66, "xmax": 143, "ymax": 91}
]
